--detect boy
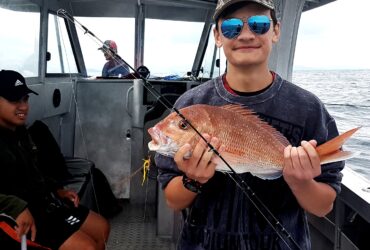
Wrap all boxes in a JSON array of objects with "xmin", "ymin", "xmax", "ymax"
[
  {"xmin": 0, "ymin": 70, "xmax": 110, "ymax": 250},
  {"xmin": 155, "ymin": 1, "xmax": 344, "ymax": 249}
]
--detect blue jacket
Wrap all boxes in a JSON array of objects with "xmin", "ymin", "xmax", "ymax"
[{"xmin": 102, "ymin": 59, "xmax": 130, "ymax": 77}]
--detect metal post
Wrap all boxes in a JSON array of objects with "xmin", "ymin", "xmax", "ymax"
[
  {"xmin": 135, "ymin": 0, "xmax": 145, "ymax": 69},
  {"xmin": 334, "ymin": 199, "xmax": 346, "ymax": 249}
]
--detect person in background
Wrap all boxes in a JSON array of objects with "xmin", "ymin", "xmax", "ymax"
[
  {"xmin": 155, "ymin": 0, "xmax": 344, "ymax": 249},
  {"xmin": 0, "ymin": 69, "xmax": 110, "ymax": 250},
  {"xmin": 99, "ymin": 40, "xmax": 130, "ymax": 78}
]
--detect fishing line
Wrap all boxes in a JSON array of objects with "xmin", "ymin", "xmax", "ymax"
[
  {"xmin": 57, "ymin": 9, "xmax": 301, "ymax": 250},
  {"xmin": 226, "ymin": 173, "xmax": 300, "ymax": 249},
  {"xmin": 55, "ymin": 11, "xmax": 108, "ymax": 248}
]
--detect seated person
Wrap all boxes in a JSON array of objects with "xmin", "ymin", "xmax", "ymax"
[
  {"xmin": 98, "ymin": 40, "xmax": 130, "ymax": 78},
  {"xmin": 0, "ymin": 70, "xmax": 110, "ymax": 250}
]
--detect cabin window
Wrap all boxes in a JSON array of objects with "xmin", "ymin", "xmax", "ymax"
[
  {"xmin": 75, "ymin": 17, "xmax": 135, "ymax": 77},
  {"xmin": 144, "ymin": 19, "xmax": 204, "ymax": 78},
  {"xmin": 47, "ymin": 14, "xmax": 78, "ymax": 74},
  {"xmin": 0, "ymin": 4, "xmax": 40, "ymax": 77},
  {"xmin": 201, "ymin": 24, "xmax": 227, "ymax": 79}
]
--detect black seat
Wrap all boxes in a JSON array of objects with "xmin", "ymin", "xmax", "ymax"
[
  {"xmin": 63, "ymin": 157, "xmax": 95, "ymax": 201},
  {"xmin": 28, "ymin": 120, "xmax": 122, "ymax": 218}
]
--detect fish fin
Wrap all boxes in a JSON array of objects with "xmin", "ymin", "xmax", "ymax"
[
  {"xmin": 221, "ymin": 104, "xmax": 256, "ymax": 116},
  {"xmin": 316, "ymin": 127, "xmax": 361, "ymax": 164},
  {"xmin": 220, "ymin": 104, "xmax": 290, "ymax": 146},
  {"xmin": 215, "ymin": 163, "xmax": 282, "ymax": 180},
  {"xmin": 320, "ymin": 151, "xmax": 361, "ymax": 165},
  {"xmin": 251, "ymin": 171, "xmax": 282, "ymax": 180}
]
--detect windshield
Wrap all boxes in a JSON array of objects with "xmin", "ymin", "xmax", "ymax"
[
  {"xmin": 75, "ymin": 17, "xmax": 135, "ymax": 77},
  {"xmin": 0, "ymin": 4, "xmax": 40, "ymax": 77},
  {"xmin": 75, "ymin": 17, "xmax": 205, "ymax": 78},
  {"xmin": 201, "ymin": 24, "xmax": 227, "ymax": 79},
  {"xmin": 144, "ymin": 19, "xmax": 204, "ymax": 78},
  {"xmin": 47, "ymin": 14, "xmax": 78, "ymax": 74}
]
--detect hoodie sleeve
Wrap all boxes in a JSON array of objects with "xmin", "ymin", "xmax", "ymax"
[
  {"xmin": 0, "ymin": 194, "xmax": 27, "ymax": 219},
  {"xmin": 313, "ymin": 118, "xmax": 344, "ymax": 194},
  {"xmin": 155, "ymin": 154, "xmax": 182, "ymax": 190}
]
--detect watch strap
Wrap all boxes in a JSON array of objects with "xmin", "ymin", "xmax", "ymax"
[{"xmin": 182, "ymin": 175, "xmax": 203, "ymax": 194}]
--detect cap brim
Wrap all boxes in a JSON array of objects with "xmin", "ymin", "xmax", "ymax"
[
  {"xmin": 28, "ymin": 88, "xmax": 39, "ymax": 96},
  {"xmin": 1, "ymin": 87, "xmax": 38, "ymax": 102}
]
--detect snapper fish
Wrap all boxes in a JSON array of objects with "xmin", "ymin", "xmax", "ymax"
[{"xmin": 148, "ymin": 104, "xmax": 359, "ymax": 180}]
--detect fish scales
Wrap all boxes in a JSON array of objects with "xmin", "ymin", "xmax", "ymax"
[{"xmin": 204, "ymin": 105, "xmax": 286, "ymax": 174}]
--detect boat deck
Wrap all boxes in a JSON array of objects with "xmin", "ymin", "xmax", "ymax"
[{"xmin": 106, "ymin": 201, "xmax": 176, "ymax": 250}]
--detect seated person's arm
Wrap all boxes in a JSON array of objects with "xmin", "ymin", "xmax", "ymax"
[
  {"xmin": 0, "ymin": 194, "xmax": 36, "ymax": 240},
  {"xmin": 0, "ymin": 194, "xmax": 27, "ymax": 219}
]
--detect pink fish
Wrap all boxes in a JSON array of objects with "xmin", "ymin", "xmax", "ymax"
[{"xmin": 148, "ymin": 104, "xmax": 359, "ymax": 179}]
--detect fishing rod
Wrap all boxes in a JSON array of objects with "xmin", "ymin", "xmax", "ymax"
[{"xmin": 57, "ymin": 9, "xmax": 301, "ymax": 250}]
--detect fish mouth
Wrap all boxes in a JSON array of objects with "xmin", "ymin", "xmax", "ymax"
[
  {"xmin": 148, "ymin": 127, "xmax": 159, "ymax": 145},
  {"xmin": 148, "ymin": 127, "xmax": 169, "ymax": 149},
  {"xmin": 147, "ymin": 127, "xmax": 178, "ymax": 157}
]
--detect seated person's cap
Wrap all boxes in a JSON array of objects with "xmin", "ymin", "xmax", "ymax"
[
  {"xmin": 213, "ymin": 0, "xmax": 275, "ymax": 20},
  {"xmin": 0, "ymin": 70, "xmax": 38, "ymax": 102},
  {"xmin": 98, "ymin": 40, "xmax": 118, "ymax": 53}
]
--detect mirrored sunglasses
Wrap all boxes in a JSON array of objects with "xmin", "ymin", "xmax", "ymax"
[{"xmin": 221, "ymin": 15, "xmax": 272, "ymax": 39}]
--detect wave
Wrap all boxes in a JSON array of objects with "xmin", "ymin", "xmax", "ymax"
[
  {"xmin": 293, "ymin": 69, "xmax": 370, "ymax": 181},
  {"xmin": 324, "ymin": 103, "xmax": 370, "ymax": 108}
]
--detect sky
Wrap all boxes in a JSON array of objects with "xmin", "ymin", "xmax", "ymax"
[{"xmin": 294, "ymin": 0, "xmax": 370, "ymax": 70}]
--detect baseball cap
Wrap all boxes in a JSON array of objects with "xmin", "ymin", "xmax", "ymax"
[
  {"xmin": 98, "ymin": 40, "xmax": 118, "ymax": 53},
  {"xmin": 213, "ymin": 0, "xmax": 275, "ymax": 20},
  {"xmin": 0, "ymin": 70, "xmax": 38, "ymax": 102}
]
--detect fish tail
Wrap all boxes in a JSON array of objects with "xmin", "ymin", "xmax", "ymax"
[{"xmin": 316, "ymin": 127, "xmax": 361, "ymax": 165}]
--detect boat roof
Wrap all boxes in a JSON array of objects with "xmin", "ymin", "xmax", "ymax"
[{"xmin": 2, "ymin": 0, "xmax": 336, "ymax": 21}]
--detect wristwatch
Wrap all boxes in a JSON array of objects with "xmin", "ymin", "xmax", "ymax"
[{"xmin": 182, "ymin": 175, "xmax": 203, "ymax": 194}]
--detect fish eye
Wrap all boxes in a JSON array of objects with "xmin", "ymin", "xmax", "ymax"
[{"xmin": 178, "ymin": 120, "xmax": 188, "ymax": 130}]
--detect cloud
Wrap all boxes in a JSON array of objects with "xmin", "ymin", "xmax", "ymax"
[{"xmin": 294, "ymin": 0, "xmax": 370, "ymax": 69}]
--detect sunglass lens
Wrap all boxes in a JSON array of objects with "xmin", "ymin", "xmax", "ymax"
[
  {"xmin": 221, "ymin": 18, "xmax": 243, "ymax": 39},
  {"xmin": 247, "ymin": 15, "xmax": 271, "ymax": 35}
]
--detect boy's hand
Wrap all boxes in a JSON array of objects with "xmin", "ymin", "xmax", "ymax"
[
  {"xmin": 283, "ymin": 140, "xmax": 321, "ymax": 189},
  {"xmin": 174, "ymin": 134, "xmax": 224, "ymax": 184}
]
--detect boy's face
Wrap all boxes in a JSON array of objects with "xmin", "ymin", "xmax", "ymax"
[
  {"xmin": 214, "ymin": 3, "xmax": 280, "ymax": 69},
  {"xmin": 0, "ymin": 95, "xmax": 29, "ymax": 130}
]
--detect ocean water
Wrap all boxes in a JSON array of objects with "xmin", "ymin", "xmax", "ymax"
[{"xmin": 292, "ymin": 69, "xmax": 370, "ymax": 181}]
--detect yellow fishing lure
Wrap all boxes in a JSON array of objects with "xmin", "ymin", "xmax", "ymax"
[{"xmin": 142, "ymin": 156, "xmax": 151, "ymax": 185}]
